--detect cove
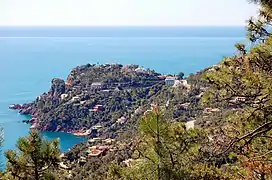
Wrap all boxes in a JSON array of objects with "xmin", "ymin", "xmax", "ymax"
[{"xmin": 0, "ymin": 113, "xmax": 86, "ymax": 170}]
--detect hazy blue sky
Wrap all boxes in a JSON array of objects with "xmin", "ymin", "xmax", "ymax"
[{"xmin": 1, "ymin": 0, "xmax": 258, "ymax": 26}]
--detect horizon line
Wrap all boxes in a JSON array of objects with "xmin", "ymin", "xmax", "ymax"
[
  {"xmin": 0, "ymin": 25, "xmax": 247, "ymax": 28},
  {"xmin": 0, "ymin": 36, "xmax": 246, "ymax": 39}
]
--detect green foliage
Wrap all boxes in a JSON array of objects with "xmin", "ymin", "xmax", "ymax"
[
  {"xmin": 247, "ymin": 0, "xmax": 272, "ymax": 42},
  {"xmin": 177, "ymin": 72, "xmax": 184, "ymax": 79},
  {"xmin": 4, "ymin": 130, "xmax": 61, "ymax": 180},
  {"xmin": 24, "ymin": 64, "xmax": 164, "ymax": 137},
  {"xmin": 107, "ymin": 108, "xmax": 234, "ymax": 180},
  {"xmin": 108, "ymin": 1, "xmax": 272, "ymax": 179},
  {"xmin": 7, "ymin": 1, "xmax": 272, "ymax": 179},
  {"xmin": 201, "ymin": 1, "xmax": 272, "ymax": 178}
]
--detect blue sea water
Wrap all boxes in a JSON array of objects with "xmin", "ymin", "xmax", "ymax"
[{"xmin": 0, "ymin": 26, "xmax": 247, "ymax": 168}]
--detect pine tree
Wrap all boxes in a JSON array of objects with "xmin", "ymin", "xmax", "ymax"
[
  {"xmin": 107, "ymin": 106, "xmax": 231, "ymax": 180},
  {"xmin": 201, "ymin": 1, "xmax": 272, "ymax": 179},
  {"xmin": 247, "ymin": 0, "xmax": 272, "ymax": 42},
  {"xmin": 4, "ymin": 130, "xmax": 60, "ymax": 180}
]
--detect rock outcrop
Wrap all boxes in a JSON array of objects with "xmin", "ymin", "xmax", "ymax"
[{"xmin": 49, "ymin": 78, "xmax": 66, "ymax": 98}]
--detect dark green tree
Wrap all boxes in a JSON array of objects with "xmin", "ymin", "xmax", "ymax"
[
  {"xmin": 177, "ymin": 72, "xmax": 184, "ymax": 80},
  {"xmin": 201, "ymin": 1, "xmax": 272, "ymax": 178},
  {"xmin": 247, "ymin": 0, "xmax": 272, "ymax": 42},
  {"xmin": 107, "ymin": 106, "xmax": 231, "ymax": 180},
  {"xmin": 4, "ymin": 130, "xmax": 60, "ymax": 180},
  {"xmin": 109, "ymin": 1, "xmax": 272, "ymax": 179}
]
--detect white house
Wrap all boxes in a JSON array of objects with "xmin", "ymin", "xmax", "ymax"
[
  {"xmin": 91, "ymin": 82, "xmax": 105, "ymax": 90},
  {"xmin": 165, "ymin": 77, "xmax": 178, "ymax": 86},
  {"xmin": 71, "ymin": 96, "xmax": 80, "ymax": 102},
  {"xmin": 61, "ymin": 94, "xmax": 69, "ymax": 100},
  {"xmin": 186, "ymin": 120, "xmax": 195, "ymax": 130}
]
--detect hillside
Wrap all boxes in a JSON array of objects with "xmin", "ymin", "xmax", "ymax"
[{"xmin": 13, "ymin": 64, "xmax": 207, "ymax": 139}]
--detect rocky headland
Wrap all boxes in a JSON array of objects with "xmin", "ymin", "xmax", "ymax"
[
  {"xmin": 9, "ymin": 63, "xmax": 238, "ymax": 179},
  {"xmin": 11, "ymin": 64, "xmax": 166, "ymax": 136},
  {"xmin": 11, "ymin": 63, "xmax": 213, "ymax": 140}
]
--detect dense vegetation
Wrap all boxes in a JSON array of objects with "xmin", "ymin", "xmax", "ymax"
[
  {"xmin": 57, "ymin": 71, "xmax": 206, "ymax": 180},
  {"xmin": 19, "ymin": 64, "xmax": 166, "ymax": 136},
  {"xmin": 1, "ymin": 0, "xmax": 272, "ymax": 179},
  {"xmin": 108, "ymin": 0, "xmax": 272, "ymax": 179},
  {"xmin": 1, "ymin": 131, "xmax": 60, "ymax": 179}
]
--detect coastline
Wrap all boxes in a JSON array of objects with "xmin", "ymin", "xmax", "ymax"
[
  {"xmin": 9, "ymin": 104, "xmax": 89, "ymax": 137},
  {"xmin": 8, "ymin": 63, "xmax": 201, "ymax": 137}
]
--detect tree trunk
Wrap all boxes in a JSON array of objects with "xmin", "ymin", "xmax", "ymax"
[{"xmin": 34, "ymin": 162, "xmax": 39, "ymax": 180}]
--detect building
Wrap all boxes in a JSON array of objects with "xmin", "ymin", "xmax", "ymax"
[
  {"xmin": 98, "ymin": 145, "xmax": 109, "ymax": 151},
  {"xmin": 89, "ymin": 105, "xmax": 104, "ymax": 112},
  {"xmin": 87, "ymin": 137, "xmax": 102, "ymax": 146},
  {"xmin": 211, "ymin": 108, "xmax": 221, "ymax": 113},
  {"xmin": 59, "ymin": 162, "xmax": 71, "ymax": 170},
  {"xmin": 88, "ymin": 149, "xmax": 103, "ymax": 157},
  {"xmin": 61, "ymin": 94, "xmax": 69, "ymax": 100},
  {"xmin": 101, "ymin": 89, "xmax": 110, "ymax": 95},
  {"xmin": 71, "ymin": 96, "xmax": 80, "ymax": 102},
  {"xmin": 117, "ymin": 117, "xmax": 127, "ymax": 124},
  {"xmin": 229, "ymin": 97, "xmax": 246, "ymax": 105},
  {"xmin": 93, "ymin": 105, "xmax": 104, "ymax": 111},
  {"xmin": 165, "ymin": 77, "xmax": 178, "ymax": 86},
  {"xmin": 102, "ymin": 138, "xmax": 115, "ymax": 145},
  {"xmin": 186, "ymin": 120, "xmax": 195, "ymax": 130},
  {"xmin": 135, "ymin": 67, "xmax": 146, "ymax": 73},
  {"xmin": 157, "ymin": 75, "xmax": 166, "ymax": 80},
  {"xmin": 91, "ymin": 82, "xmax": 105, "ymax": 90},
  {"xmin": 203, "ymin": 108, "xmax": 221, "ymax": 114},
  {"xmin": 80, "ymin": 100, "xmax": 87, "ymax": 105},
  {"xmin": 123, "ymin": 159, "xmax": 134, "ymax": 167},
  {"xmin": 87, "ymin": 145, "xmax": 109, "ymax": 157},
  {"xmin": 91, "ymin": 125, "xmax": 103, "ymax": 132}
]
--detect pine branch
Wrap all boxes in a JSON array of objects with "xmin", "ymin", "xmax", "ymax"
[{"xmin": 221, "ymin": 121, "xmax": 272, "ymax": 154}]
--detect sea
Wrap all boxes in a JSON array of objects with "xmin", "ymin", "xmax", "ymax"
[{"xmin": 0, "ymin": 26, "xmax": 247, "ymax": 168}]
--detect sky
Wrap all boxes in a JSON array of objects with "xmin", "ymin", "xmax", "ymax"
[{"xmin": 1, "ymin": 0, "xmax": 258, "ymax": 26}]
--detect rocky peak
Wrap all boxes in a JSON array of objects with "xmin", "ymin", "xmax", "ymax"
[{"xmin": 49, "ymin": 78, "xmax": 66, "ymax": 97}]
